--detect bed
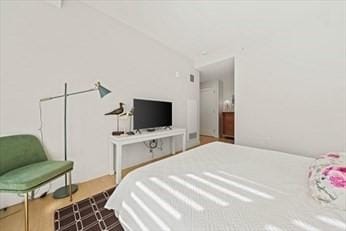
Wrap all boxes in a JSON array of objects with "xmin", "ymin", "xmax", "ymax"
[{"xmin": 105, "ymin": 142, "xmax": 346, "ymax": 231}]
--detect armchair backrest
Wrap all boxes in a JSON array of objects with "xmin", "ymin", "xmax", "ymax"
[{"xmin": 0, "ymin": 135, "xmax": 47, "ymax": 175}]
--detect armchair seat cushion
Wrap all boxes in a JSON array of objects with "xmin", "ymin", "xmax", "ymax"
[{"xmin": 0, "ymin": 160, "xmax": 73, "ymax": 192}]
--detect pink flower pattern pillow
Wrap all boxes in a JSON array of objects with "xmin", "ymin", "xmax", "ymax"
[{"xmin": 308, "ymin": 152, "xmax": 346, "ymax": 210}]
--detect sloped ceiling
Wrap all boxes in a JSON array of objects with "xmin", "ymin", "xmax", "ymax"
[{"xmin": 80, "ymin": 0, "xmax": 342, "ymax": 66}]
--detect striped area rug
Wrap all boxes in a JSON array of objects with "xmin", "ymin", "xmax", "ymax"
[{"xmin": 54, "ymin": 187, "xmax": 124, "ymax": 231}]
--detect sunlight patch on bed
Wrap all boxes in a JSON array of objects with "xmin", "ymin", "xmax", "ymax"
[
  {"xmin": 203, "ymin": 172, "xmax": 274, "ymax": 199},
  {"xmin": 168, "ymin": 175, "xmax": 229, "ymax": 207},
  {"xmin": 316, "ymin": 215, "xmax": 346, "ymax": 230},
  {"xmin": 292, "ymin": 219, "xmax": 321, "ymax": 231},
  {"xmin": 118, "ymin": 215, "xmax": 133, "ymax": 231},
  {"xmin": 122, "ymin": 201, "xmax": 149, "ymax": 231},
  {"xmin": 150, "ymin": 177, "xmax": 204, "ymax": 211},
  {"xmin": 131, "ymin": 192, "xmax": 171, "ymax": 231},
  {"xmin": 136, "ymin": 181, "xmax": 182, "ymax": 220},
  {"xmin": 218, "ymin": 170, "xmax": 286, "ymax": 195},
  {"xmin": 186, "ymin": 174, "xmax": 252, "ymax": 203},
  {"xmin": 264, "ymin": 224, "xmax": 283, "ymax": 231}
]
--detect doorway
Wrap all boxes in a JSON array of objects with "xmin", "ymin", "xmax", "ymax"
[{"xmin": 197, "ymin": 57, "xmax": 235, "ymax": 143}]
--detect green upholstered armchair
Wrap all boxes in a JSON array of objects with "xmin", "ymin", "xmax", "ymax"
[{"xmin": 0, "ymin": 135, "xmax": 74, "ymax": 231}]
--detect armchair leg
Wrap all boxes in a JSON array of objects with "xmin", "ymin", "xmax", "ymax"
[
  {"xmin": 68, "ymin": 171, "xmax": 72, "ymax": 202},
  {"xmin": 24, "ymin": 192, "xmax": 29, "ymax": 231}
]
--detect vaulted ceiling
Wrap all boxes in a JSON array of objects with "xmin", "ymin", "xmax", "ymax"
[{"xmin": 80, "ymin": 1, "xmax": 342, "ymax": 66}]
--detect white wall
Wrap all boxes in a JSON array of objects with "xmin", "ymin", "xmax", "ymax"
[
  {"xmin": 235, "ymin": 5, "xmax": 346, "ymax": 157},
  {"xmin": 0, "ymin": 1, "xmax": 199, "ymax": 208}
]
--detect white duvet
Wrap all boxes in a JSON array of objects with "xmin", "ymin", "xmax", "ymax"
[{"xmin": 106, "ymin": 142, "xmax": 346, "ymax": 231}]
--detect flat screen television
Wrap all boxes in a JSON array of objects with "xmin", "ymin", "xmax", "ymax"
[{"xmin": 133, "ymin": 99, "xmax": 172, "ymax": 130}]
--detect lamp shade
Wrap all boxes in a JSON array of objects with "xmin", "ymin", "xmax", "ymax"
[{"xmin": 96, "ymin": 82, "xmax": 111, "ymax": 98}]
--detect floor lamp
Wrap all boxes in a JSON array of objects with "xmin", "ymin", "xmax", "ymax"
[{"xmin": 40, "ymin": 81, "xmax": 111, "ymax": 199}]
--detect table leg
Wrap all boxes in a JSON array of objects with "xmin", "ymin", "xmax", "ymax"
[
  {"xmin": 115, "ymin": 144, "xmax": 122, "ymax": 184},
  {"xmin": 182, "ymin": 133, "xmax": 186, "ymax": 152},
  {"xmin": 171, "ymin": 136, "xmax": 176, "ymax": 154},
  {"xmin": 108, "ymin": 142, "xmax": 115, "ymax": 176}
]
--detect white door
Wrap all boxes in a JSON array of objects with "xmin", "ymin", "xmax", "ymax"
[{"xmin": 200, "ymin": 88, "xmax": 218, "ymax": 137}]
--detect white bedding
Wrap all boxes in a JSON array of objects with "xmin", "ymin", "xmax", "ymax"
[{"xmin": 106, "ymin": 142, "xmax": 346, "ymax": 231}]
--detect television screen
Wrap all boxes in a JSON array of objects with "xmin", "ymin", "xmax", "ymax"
[{"xmin": 133, "ymin": 99, "xmax": 172, "ymax": 130}]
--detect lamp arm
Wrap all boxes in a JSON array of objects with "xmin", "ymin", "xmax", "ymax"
[{"xmin": 40, "ymin": 87, "xmax": 97, "ymax": 102}]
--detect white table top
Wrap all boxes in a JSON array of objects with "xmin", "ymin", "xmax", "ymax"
[{"xmin": 109, "ymin": 128, "xmax": 186, "ymax": 144}]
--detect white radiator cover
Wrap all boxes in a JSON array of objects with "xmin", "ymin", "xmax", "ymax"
[{"xmin": 187, "ymin": 99, "xmax": 199, "ymax": 146}]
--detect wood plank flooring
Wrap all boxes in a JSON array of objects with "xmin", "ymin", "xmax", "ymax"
[{"xmin": 200, "ymin": 135, "xmax": 234, "ymax": 145}]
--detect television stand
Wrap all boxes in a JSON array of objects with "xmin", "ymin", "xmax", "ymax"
[
  {"xmin": 164, "ymin": 126, "xmax": 172, "ymax": 130},
  {"xmin": 147, "ymin": 128, "xmax": 156, "ymax": 132},
  {"xmin": 109, "ymin": 128, "xmax": 186, "ymax": 184},
  {"xmin": 135, "ymin": 129, "xmax": 142, "ymax": 134}
]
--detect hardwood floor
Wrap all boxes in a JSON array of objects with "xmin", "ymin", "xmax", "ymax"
[
  {"xmin": 200, "ymin": 135, "xmax": 234, "ymax": 145},
  {"xmin": 0, "ymin": 175, "xmax": 116, "ymax": 231},
  {"xmin": 0, "ymin": 136, "xmax": 231, "ymax": 231}
]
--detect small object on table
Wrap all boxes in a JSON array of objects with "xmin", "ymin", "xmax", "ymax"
[
  {"xmin": 105, "ymin": 103, "xmax": 125, "ymax": 136},
  {"xmin": 120, "ymin": 108, "xmax": 135, "ymax": 135}
]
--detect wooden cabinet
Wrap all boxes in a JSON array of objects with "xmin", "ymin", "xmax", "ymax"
[{"xmin": 222, "ymin": 112, "xmax": 234, "ymax": 139}]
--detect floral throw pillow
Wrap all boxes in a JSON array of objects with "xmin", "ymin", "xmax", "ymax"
[{"xmin": 308, "ymin": 152, "xmax": 346, "ymax": 210}]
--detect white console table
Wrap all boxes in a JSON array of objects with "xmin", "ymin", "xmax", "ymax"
[{"xmin": 109, "ymin": 128, "xmax": 186, "ymax": 184}]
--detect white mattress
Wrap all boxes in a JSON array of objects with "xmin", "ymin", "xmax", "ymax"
[{"xmin": 105, "ymin": 142, "xmax": 346, "ymax": 231}]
